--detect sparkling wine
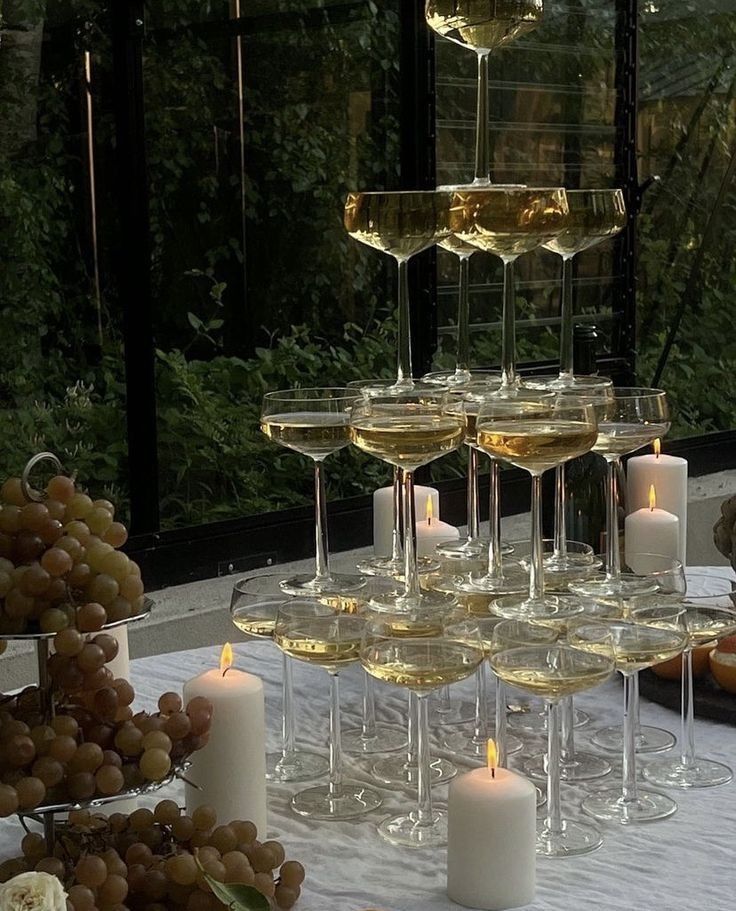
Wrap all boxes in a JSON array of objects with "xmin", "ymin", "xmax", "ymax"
[
  {"xmin": 260, "ymin": 413, "xmax": 351, "ymax": 459},
  {"xmin": 350, "ymin": 414, "xmax": 464, "ymax": 469},
  {"xmin": 232, "ymin": 615, "xmax": 275, "ymax": 639},
  {"xmin": 438, "ymin": 234, "xmax": 479, "ymax": 257},
  {"xmin": 575, "ymin": 640, "xmax": 684, "ymax": 674},
  {"xmin": 593, "ymin": 421, "xmax": 670, "ymax": 457},
  {"xmin": 362, "ymin": 639, "xmax": 483, "ymax": 693},
  {"xmin": 685, "ymin": 611, "xmax": 736, "ymax": 647},
  {"xmin": 275, "ymin": 632, "xmax": 362, "ymax": 669},
  {"xmin": 543, "ymin": 189, "xmax": 627, "ymax": 257},
  {"xmin": 491, "ymin": 648, "xmax": 613, "ymax": 698},
  {"xmin": 476, "ymin": 421, "xmax": 597, "ymax": 472},
  {"xmin": 426, "ymin": 0, "xmax": 543, "ymax": 52},
  {"xmin": 450, "ymin": 187, "xmax": 568, "ymax": 258},
  {"xmin": 344, "ymin": 191, "xmax": 452, "ymax": 260}
]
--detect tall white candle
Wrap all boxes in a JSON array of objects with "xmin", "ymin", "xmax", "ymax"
[
  {"xmin": 624, "ymin": 485, "xmax": 680, "ymax": 576},
  {"xmin": 184, "ymin": 645, "xmax": 267, "ymax": 836},
  {"xmin": 447, "ymin": 742, "xmax": 536, "ymax": 910},
  {"xmin": 373, "ymin": 484, "xmax": 439, "ymax": 556},
  {"xmin": 627, "ymin": 440, "xmax": 687, "ymax": 563},
  {"xmin": 106, "ymin": 626, "xmax": 130, "ymax": 682},
  {"xmin": 416, "ymin": 496, "xmax": 459, "ymax": 556}
]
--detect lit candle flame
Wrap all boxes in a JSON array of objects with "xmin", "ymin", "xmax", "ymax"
[
  {"xmin": 426, "ymin": 495, "xmax": 434, "ymax": 526},
  {"xmin": 654, "ymin": 438, "xmax": 661, "ymax": 459},
  {"xmin": 220, "ymin": 642, "xmax": 234, "ymax": 676},
  {"xmin": 648, "ymin": 484, "xmax": 657, "ymax": 511},
  {"xmin": 487, "ymin": 738, "xmax": 498, "ymax": 778}
]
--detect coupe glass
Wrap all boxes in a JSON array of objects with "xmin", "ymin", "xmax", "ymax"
[
  {"xmin": 476, "ymin": 396, "xmax": 598, "ymax": 621},
  {"xmin": 349, "ymin": 386, "xmax": 464, "ymax": 613},
  {"xmin": 274, "ymin": 602, "xmax": 382, "ymax": 819},
  {"xmin": 570, "ymin": 621, "xmax": 687, "ymax": 824},
  {"xmin": 492, "ymin": 645, "xmax": 615, "ymax": 856},
  {"xmin": 260, "ymin": 388, "xmax": 365, "ymax": 597},
  {"xmin": 362, "ymin": 612, "xmax": 484, "ymax": 846},
  {"xmin": 426, "ymin": 1, "xmax": 544, "ymax": 185},
  {"xmin": 640, "ymin": 575, "xmax": 736, "ymax": 789},
  {"xmin": 230, "ymin": 575, "xmax": 328, "ymax": 782},
  {"xmin": 568, "ymin": 388, "xmax": 670, "ymax": 601},
  {"xmin": 344, "ymin": 190, "xmax": 452, "ymax": 386}
]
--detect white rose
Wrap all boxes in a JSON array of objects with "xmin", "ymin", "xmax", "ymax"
[{"xmin": 0, "ymin": 871, "xmax": 67, "ymax": 911}]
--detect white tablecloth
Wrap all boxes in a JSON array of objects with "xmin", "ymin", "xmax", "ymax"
[{"xmin": 2, "ymin": 571, "xmax": 735, "ymax": 911}]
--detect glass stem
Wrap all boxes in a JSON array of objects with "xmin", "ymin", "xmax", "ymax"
[
  {"xmin": 474, "ymin": 51, "xmax": 490, "ymax": 184},
  {"xmin": 313, "ymin": 459, "xmax": 330, "ymax": 582},
  {"xmin": 396, "ymin": 258, "xmax": 413, "ymax": 386},
  {"xmin": 622, "ymin": 672, "xmax": 638, "ymax": 804},
  {"xmin": 456, "ymin": 254, "xmax": 472, "ymax": 377},
  {"xmin": 281, "ymin": 653, "xmax": 296, "ymax": 758},
  {"xmin": 558, "ymin": 254, "xmax": 575, "ymax": 381},
  {"xmin": 605, "ymin": 457, "xmax": 622, "ymax": 581},
  {"xmin": 495, "ymin": 676, "xmax": 508, "ymax": 767},
  {"xmin": 529, "ymin": 472, "xmax": 545, "ymax": 602},
  {"xmin": 500, "ymin": 257, "xmax": 519, "ymax": 390},
  {"xmin": 545, "ymin": 700, "xmax": 563, "ymax": 837},
  {"xmin": 402, "ymin": 468, "xmax": 421, "ymax": 601},
  {"xmin": 328, "ymin": 670, "xmax": 343, "ymax": 799},
  {"xmin": 472, "ymin": 664, "xmax": 489, "ymax": 743},
  {"xmin": 681, "ymin": 648, "xmax": 696, "ymax": 768},
  {"xmin": 435, "ymin": 685, "xmax": 452, "ymax": 715},
  {"xmin": 467, "ymin": 446, "xmax": 480, "ymax": 541},
  {"xmin": 486, "ymin": 459, "xmax": 503, "ymax": 579},
  {"xmin": 407, "ymin": 691, "xmax": 417, "ymax": 764},
  {"xmin": 415, "ymin": 694, "xmax": 434, "ymax": 826},
  {"xmin": 553, "ymin": 464, "xmax": 568, "ymax": 560},
  {"xmin": 561, "ymin": 695, "xmax": 575, "ymax": 763},
  {"xmin": 361, "ymin": 671, "xmax": 377, "ymax": 740},
  {"xmin": 390, "ymin": 466, "xmax": 402, "ymax": 563},
  {"xmin": 632, "ymin": 671, "xmax": 642, "ymax": 735}
]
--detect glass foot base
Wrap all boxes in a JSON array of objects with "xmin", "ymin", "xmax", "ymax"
[
  {"xmin": 280, "ymin": 573, "xmax": 365, "ymax": 597},
  {"xmin": 369, "ymin": 587, "xmax": 456, "ymax": 614},
  {"xmin": 437, "ymin": 537, "xmax": 514, "ymax": 560},
  {"xmin": 508, "ymin": 707, "xmax": 590, "ymax": 733},
  {"xmin": 445, "ymin": 564, "xmax": 528, "ymax": 597},
  {"xmin": 536, "ymin": 818, "xmax": 602, "ymax": 857},
  {"xmin": 377, "ymin": 808, "xmax": 447, "ymax": 848},
  {"xmin": 442, "ymin": 728, "xmax": 523, "ymax": 758},
  {"xmin": 568, "ymin": 574, "xmax": 658, "ymax": 600},
  {"xmin": 266, "ymin": 750, "xmax": 328, "ymax": 782},
  {"xmin": 536, "ymin": 787, "xmax": 546, "ymax": 809},
  {"xmin": 492, "ymin": 593, "xmax": 584, "ymax": 623},
  {"xmin": 524, "ymin": 751, "xmax": 611, "ymax": 783},
  {"xmin": 592, "ymin": 724, "xmax": 675, "ymax": 754},
  {"xmin": 643, "ymin": 757, "xmax": 733, "ymax": 789},
  {"xmin": 372, "ymin": 755, "xmax": 456, "ymax": 787},
  {"xmin": 581, "ymin": 787, "xmax": 677, "ymax": 824},
  {"xmin": 357, "ymin": 555, "xmax": 440, "ymax": 576},
  {"xmin": 341, "ymin": 724, "xmax": 407, "ymax": 755},
  {"xmin": 290, "ymin": 783, "xmax": 382, "ymax": 820}
]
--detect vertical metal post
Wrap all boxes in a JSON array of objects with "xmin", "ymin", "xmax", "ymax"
[
  {"xmin": 111, "ymin": 0, "xmax": 161, "ymax": 534},
  {"xmin": 613, "ymin": 0, "xmax": 638, "ymax": 383},
  {"xmin": 400, "ymin": 0, "xmax": 437, "ymax": 379}
]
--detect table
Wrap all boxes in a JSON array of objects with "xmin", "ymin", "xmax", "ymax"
[{"xmin": 1, "ymin": 574, "xmax": 734, "ymax": 911}]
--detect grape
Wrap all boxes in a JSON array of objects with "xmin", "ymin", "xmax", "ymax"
[
  {"xmin": 113, "ymin": 679, "xmax": 135, "ymax": 707},
  {"xmin": 95, "ymin": 764, "xmax": 124, "ymax": 796},
  {"xmin": 141, "ymin": 869, "xmax": 168, "ymax": 901},
  {"xmin": 120, "ymin": 574, "xmax": 144, "ymax": 601},
  {"xmin": 48, "ymin": 735, "xmax": 77, "ymax": 763},
  {"xmin": 0, "ymin": 506, "xmax": 21, "ymax": 534},
  {"xmin": 0, "ymin": 478, "xmax": 25, "ymax": 506},
  {"xmin": 101, "ymin": 849, "xmax": 127, "ymax": 878},
  {"xmin": 121, "ymin": 763, "xmax": 144, "ymax": 790},
  {"xmin": 6, "ymin": 734, "xmax": 36, "ymax": 766},
  {"xmin": 251, "ymin": 845, "xmax": 277, "ymax": 874},
  {"xmin": 231, "ymin": 820, "xmax": 257, "ymax": 844},
  {"xmin": 98, "ymin": 873, "xmax": 128, "ymax": 905},
  {"xmin": 77, "ymin": 642, "xmax": 106, "ymax": 673},
  {"xmin": 153, "ymin": 693, "xmax": 180, "ymax": 716},
  {"xmin": 93, "ymin": 689, "xmax": 119, "ymax": 721},
  {"xmin": 209, "ymin": 825, "xmax": 237, "ymax": 855},
  {"xmin": 104, "ymin": 522, "xmax": 128, "ymax": 548},
  {"xmin": 93, "ymin": 633, "xmax": 119, "ymax": 662},
  {"xmin": 86, "ymin": 540, "xmax": 113, "ymax": 570},
  {"xmin": 0, "ymin": 571, "xmax": 12, "ymax": 597},
  {"xmin": 254, "ymin": 871, "xmax": 276, "ymax": 898},
  {"xmin": 29, "ymin": 724, "xmax": 55, "ymax": 754},
  {"xmin": 31, "ymin": 756, "xmax": 64, "ymax": 787},
  {"xmin": 68, "ymin": 884, "xmax": 96, "ymax": 910},
  {"xmin": 21, "ymin": 832, "xmax": 46, "ymax": 861},
  {"xmin": 19, "ymin": 502, "xmax": 49, "ymax": 532},
  {"xmin": 76, "ymin": 853, "xmax": 108, "ymax": 888},
  {"xmin": 67, "ymin": 562, "xmax": 92, "ymax": 589},
  {"xmin": 57, "ymin": 660, "xmax": 85, "ymax": 693},
  {"xmin": 127, "ymin": 862, "xmax": 147, "ymax": 891},
  {"xmin": 86, "ymin": 572, "xmax": 119, "ymax": 606},
  {"xmin": 186, "ymin": 697, "xmax": 213, "ymax": 735},
  {"xmin": 275, "ymin": 885, "xmax": 299, "ymax": 909},
  {"xmin": 138, "ymin": 824, "xmax": 164, "ymax": 851},
  {"xmin": 45, "ymin": 499, "xmax": 66, "ymax": 522},
  {"xmin": 77, "ymin": 602, "xmax": 107, "ymax": 632},
  {"xmin": 152, "ymin": 798, "xmax": 179, "ymax": 826},
  {"xmin": 187, "ymin": 891, "xmax": 215, "ymax": 911},
  {"xmin": 222, "ymin": 851, "xmax": 254, "ymax": 884},
  {"xmin": 52, "ymin": 714, "xmax": 79, "ymax": 737},
  {"xmin": 129, "ymin": 808, "xmax": 155, "ymax": 831},
  {"xmin": 86, "ymin": 507, "xmax": 113, "ymax": 537},
  {"xmin": 141, "ymin": 731, "xmax": 172, "ymax": 753},
  {"xmin": 67, "ymin": 493, "xmax": 94, "ymax": 521},
  {"xmin": 23, "ymin": 562, "xmax": 51, "ymax": 595},
  {"xmin": 38, "ymin": 518, "xmax": 63, "ymax": 546},
  {"xmin": 165, "ymin": 852, "xmax": 198, "ymax": 886},
  {"xmin": 56, "ymin": 533, "xmax": 84, "ymax": 561},
  {"xmin": 46, "ymin": 474, "xmax": 75, "ymax": 503},
  {"xmin": 171, "ymin": 815, "xmax": 195, "ymax": 842},
  {"xmin": 15, "ymin": 777, "xmax": 45, "ymax": 809},
  {"xmin": 5, "ymin": 587, "xmax": 35, "ymax": 618},
  {"xmin": 125, "ymin": 843, "xmax": 153, "ymax": 867},
  {"xmin": 279, "ymin": 860, "xmax": 305, "ymax": 888},
  {"xmin": 140, "ymin": 748, "xmax": 171, "ymax": 781},
  {"xmin": 83, "ymin": 666, "xmax": 114, "ymax": 692},
  {"xmin": 39, "ymin": 607, "xmax": 69, "ymax": 633},
  {"xmin": 263, "ymin": 840, "xmax": 285, "ymax": 867},
  {"xmin": 115, "ymin": 725, "xmax": 143, "ymax": 757},
  {"xmin": 67, "ymin": 772, "xmax": 96, "ymax": 801},
  {"xmin": 164, "ymin": 712, "xmax": 191, "ymax": 741},
  {"xmin": 41, "ymin": 547, "xmax": 73, "ymax": 577},
  {"xmin": 106, "ymin": 597, "xmax": 132, "ymax": 623},
  {"xmin": 35, "ymin": 856, "xmax": 65, "ymax": 877},
  {"xmin": 192, "ymin": 804, "xmax": 217, "ymax": 832}
]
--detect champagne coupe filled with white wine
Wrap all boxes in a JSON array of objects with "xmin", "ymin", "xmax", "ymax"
[
  {"xmin": 569, "ymin": 621, "xmax": 687, "ymax": 824},
  {"xmin": 261, "ymin": 388, "xmax": 365, "ymax": 597},
  {"xmin": 344, "ymin": 190, "xmax": 452, "ymax": 387},
  {"xmin": 273, "ymin": 601, "xmax": 382, "ymax": 819},
  {"xmin": 361, "ymin": 612, "xmax": 484, "ymax": 846},
  {"xmin": 230, "ymin": 575, "xmax": 329, "ymax": 782},
  {"xmin": 491, "ymin": 644, "xmax": 615, "ymax": 856},
  {"xmin": 350, "ymin": 386, "xmax": 465, "ymax": 613},
  {"xmin": 639, "ymin": 577, "xmax": 736, "ymax": 789},
  {"xmin": 569, "ymin": 388, "xmax": 670, "ymax": 601},
  {"xmin": 426, "ymin": 0, "xmax": 544, "ymax": 185},
  {"xmin": 477, "ymin": 396, "xmax": 598, "ymax": 620}
]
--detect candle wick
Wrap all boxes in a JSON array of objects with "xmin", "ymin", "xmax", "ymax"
[
  {"xmin": 222, "ymin": 667, "xmax": 231, "ymax": 678},
  {"xmin": 491, "ymin": 767, "xmax": 495, "ymax": 779}
]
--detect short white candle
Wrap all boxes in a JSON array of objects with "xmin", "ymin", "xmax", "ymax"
[
  {"xmin": 373, "ymin": 484, "xmax": 439, "ymax": 556},
  {"xmin": 627, "ymin": 440, "xmax": 687, "ymax": 564},
  {"xmin": 624, "ymin": 484, "xmax": 680, "ymax": 576},
  {"xmin": 447, "ymin": 742, "xmax": 536, "ymax": 911},
  {"xmin": 416, "ymin": 497, "xmax": 459, "ymax": 556},
  {"xmin": 184, "ymin": 645, "xmax": 267, "ymax": 836}
]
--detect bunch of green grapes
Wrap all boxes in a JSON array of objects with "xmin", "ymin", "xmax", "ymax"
[
  {"xmin": 0, "ymin": 472, "xmax": 145, "ymax": 636},
  {"xmin": 0, "ymin": 800, "xmax": 306, "ymax": 911}
]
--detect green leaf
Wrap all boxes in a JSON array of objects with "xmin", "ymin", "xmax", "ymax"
[{"xmin": 195, "ymin": 855, "xmax": 269, "ymax": 911}]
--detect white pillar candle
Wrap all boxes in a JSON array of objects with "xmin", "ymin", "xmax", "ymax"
[
  {"xmin": 627, "ymin": 440, "xmax": 687, "ymax": 564},
  {"xmin": 184, "ymin": 644, "xmax": 267, "ymax": 836},
  {"xmin": 373, "ymin": 484, "xmax": 439, "ymax": 556},
  {"xmin": 447, "ymin": 743, "xmax": 536, "ymax": 911},
  {"xmin": 416, "ymin": 498, "xmax": 459, "ymax": 556},
  {"xmin": 624, "ymin": 485, "xmax": 680, "ymax": 576},
  {"xmin": 106, "ymin": 625, "xmax": 130, "ymax": 682}
]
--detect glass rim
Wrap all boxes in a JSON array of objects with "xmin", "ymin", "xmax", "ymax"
[
  {"xmin": 607, "ymin": 386, "xmax": 667, "ymax": 399},
  {"xmin": 262, "ymin": 386, "xmax": 361, "ymax": 403},
  {"xmin": 451, "ymin": 185, "xmax": 566, "ymax": 195},
  {"xmin": 346, "ymin": 189, "xmax": 451, "ymax": 198}
]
